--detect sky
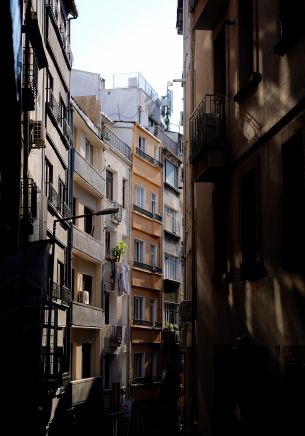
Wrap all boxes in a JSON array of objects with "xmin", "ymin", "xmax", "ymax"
[{"xmin": 71, "ymin": 0, "xmax": 184, "ymax": 132}]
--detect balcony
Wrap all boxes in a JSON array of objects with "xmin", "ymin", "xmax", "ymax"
[
  {"xmin": 71, "ymin": 376, "xmax": 103, "ymax": 406},
  {"xmin": 71, "ymin": 301, "xmax": 103, "ymax": 328},
  {"xmin": 147, "ymin": 126, "xmax": 183, "ymax": 161},
  {"xmin": 104, "ymin": 199, "xmax": 122, "ymax": 225},
  {"xmin": 134, "ymin": 204, "xmax": 162, "ymax": 222},
  {"xmin": 101, "ymin": 125, "xmax": 131, "ymax": 161},
  {"xmin": 136, "ymin": 147, "xmax": 162, "ymax": 168},
  {"xmin": 189, "ymin": 0, "xmax": 229, "ymax": 30},
  {"xmin": 134, "ymin": 261, "xmax": 162, "ymax": 274},
  {"xmin": 74, "ymin": 149, "xmax": 105, "ymax": 196},
  {"xmin": 49, "ymin": 281, "xmax": 71, "ymax": 307},
  {"xmin": 104, "ymin": 325, "xmax": 124, "ymax": 350},
  {"xmin": 20, "ymin": 178, "xmax": 37, "ymax": 223},
  {"xmin": 48, "ymin": 182, "xmax": 71, "ymax": 218},
  {"xmin": 73, "ymin": 226, "xmax": 103, "ymax": 262},
  {"xmin": 190, "ymin": 94, "xmax": 229, "ymax": 182}
]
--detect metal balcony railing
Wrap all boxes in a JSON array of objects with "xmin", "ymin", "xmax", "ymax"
[
  {"xmin": 49, "ymin": 281, "xmax": 71, "ymax": 306},
  {"xmin": 148, "ymin": 125, "xmax": 182, "ymax": 159},
  {"xmin": 101, "ymin": 125, "xmax": 131, "ymax": 161},
  {"xmin": 47, "ymin": 88, "xmax": 61, "ymax": 124},
  {"xmin": 48, "ymin": 182, "xmax": 71, "ymax": 218},
  {"xmin": 136, "ymin": 147, "xmax": 162, "ymax": 168},
  {"xmin": 134, "ymin": 261, "xmax": 162, "ymax": 273},
  {"xmin": 133, "ymin": 204, "xmax": 162, "ymax": 222},
  {"xmin": 20, "ymin": 178, "xmax": 37, "ymax": 223},
  {"xmin": 189, "ymin": 94, "xmax": 227, "ymax": 160}
]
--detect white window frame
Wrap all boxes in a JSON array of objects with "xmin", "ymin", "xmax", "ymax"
[
  {"xmin": 165, "ymin": 159, "xmax": 178, "ymax": 188},
  {"xmin": 134, "ymin": 239, "xmax": 144, "ymax": 263},
  {"xmin": 165, "ymin": 206, "xmax": 177, "ymax": 233},
  {"xmin": 151, "ymin": 192, "xmax": 157, "ymax": 215},
  {"xmin": 138, "ymin": 136, "xmax": 146, "ymax": 153},
  {"xmin": 150, "ymin": 298, "xmax": 156, "ymax": 323},
  {"xmin": 151, "ymin": 244, "xmax": 157, "ymax": 268},
  {"xmin": 134, "ymin": 296, "xmax": 145, "ymax": 320},
  {"xmin": 165, "ymin": 302, "xmax": 179, "ymax": 326},
  {"xmin": 135, "ymin": 185, "xmax": 145, "ymax": 209},
  {"xmin": 164, "ymin": 253, "xmax": 179, "ymax": 281},
  {"xmin": 85, "ymin": 139, "xmax": 93, "ymax": 165}
]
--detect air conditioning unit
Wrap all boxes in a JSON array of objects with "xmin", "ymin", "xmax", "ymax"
[
  {"xmin": 78, "ymin": 290, "xmax": 89, "ymax": 305},
  {"xmin": 180, "ymin": 300, "xmax": 192, "ymax": 322},
  {"xmin": 31, "ymin": 120, "xmax": 46, "ymax": 149}
]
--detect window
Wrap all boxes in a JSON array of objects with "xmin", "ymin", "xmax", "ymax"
[
  {"xmin": 164, "ymin": 254, "xmax": 179, "ymax": 281},
  {"xmin": 82, "ymin": 274, "xmax": 92, "ymax": 304},
  {"xmin": 149, "ymin": 353, "xmax": 157, "ymax": 378},
  {"xmin": 134, "ymin": 352, "xmax": 145, "ymax": 379},
  {"xmin": 85, "ymin": 139, "xmax": 93, "ymax": 165},
  {"xmin": 105, "ymin": 230, "xmax": 111, "ymax": 257},
  {"xmin": 153, "ymin": 145, "xmax": 159, "ymax": 161},
  {"xmin": 165, "ymin": 302, "xmax": 179, "ymax": 326},
  {"xmin": 84, "ymin": 206, "xmax": 93, "ymax": 235},
  {"xmin": 151, "ymin": 244, "xmax": 157, "ymax": 268},
  {"xmin": 134, "ymin": 239, "xmax": 144, "ymax": 263},
  {"xmin": 165, "ymin": 159, "xmax": 178, "ymax": 188},
  {"xmin": 58, "ymin": 178, "xmax": 65, "ymax": 215},
  {"xmin": 122, "ymin": 179, "xmax": 128, "ymax": 208},
  {"xmin": 151, "ymin": 193, "xmax": 157, "ymax": 215},
  {"xmin": 46, "ymin": 71, "xmax": 53, "ymax": 103},
  {"xmin": 57, "ymin": 260, "xmax": 64, "ymax": 287},
  {"xmin": 213, "ymin": 26, "xmax": 226, "ymax": 95},
  {"xmin": 106, "ymin": 169, "xmax": 113, "ymax": 200},
  {"xmin": 59, "ymin": 97, "xmax": 66, "ymax": 127},
  {"xmin": 72, "ymin": 197, "xmax": 77, "ymax": 224},
  {"xmin": 138, "ymin": 136, "xmax": 146, "ymax": 152},
  {"xmin": 82, "ymin": 343, "xmax": 91, "ymax": 379},
  {"xmin": 45, "ymin": 158, "xmax": 53, "ymax": 197},
  {"xmin": 238, "ymin": 0, "xmax": 254, "ymax": 88},
  {"xmin": 274, "ymin": 0, "xmax": 305, "ymax": 55},
  {"xmin": 150, "ymin": 299, "xmax": 156, "ymax": 323},
  {"xmin": 135, "ymin": 185, "xmax": 145, "ymax": 209},
  {"xmin": 282, "ymin": 130, "xmax": 305, "ymax": 275},
  {"xmin": 165, "ymin": 206, "xmax": 177, "ymax": 233},
  {"xmin": 134, "ymin": 296, "xmax": 144, "ymax": 321}
]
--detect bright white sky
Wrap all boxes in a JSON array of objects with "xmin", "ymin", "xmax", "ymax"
[{"xmin": 71, "ymin": 0, "xmax": 183, "ymax": 132}]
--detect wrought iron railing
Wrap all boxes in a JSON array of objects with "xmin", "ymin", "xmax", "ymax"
[
  {"xmin": 49, "ymin": 281, "xmax": 71, "ymax": 306},
  {"xmin": 136, "ymin": 147, "xmax": 162, "ymax": 168},
  {"xmin": 133, "ymin": 204, "xmax": 162, "ymax": 222},
  {"xmin": 101, "ymin": 125, "xmax": 131, "ymax": 161},
  {"xmin": 20, "ymin": 178, "xmax": 37, "ymax": 223},
  {"xmin": 189, "ymin": 94, "xmax": 227, "ymax": 160},
  {"xmin": 134, "ymin": 261, "xmax": 162, "ymax": 273}
]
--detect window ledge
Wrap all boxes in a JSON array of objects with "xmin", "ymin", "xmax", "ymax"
[{"xmin": 234, "ymin": 72, "xmax": 262, "ymax": 102}]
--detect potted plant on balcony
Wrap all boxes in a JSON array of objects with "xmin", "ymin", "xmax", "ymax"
[{"xmin": 112, "ymin": 240, "xmax": 128, "ymax": 262}]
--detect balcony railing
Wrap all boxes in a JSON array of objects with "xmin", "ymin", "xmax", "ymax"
[
  {"xmin": 49, "ymin": 281, "xmax": 71, "ymax": 307},
  {"xmin": 101, "ymin": 125, "xmax": 131, "ymax": 161},
  {"xmin": 147, "ymin": 125, "xmax": 182, "ymax": 160},
  {"xmin": 134, "ymin": 204, "xmax": 162, "ymax": 222},
  {"xmin": 134, "ymin": 261, "xmax": 162, "ymax": 273},
  {"xmin": 74, "ymin": 149, "xmax": 106, "ymax": 196},
  {"xmin": 190, "ymin": 94, "xmax": 227, "ymax": 160},
  {"xmin": 136, "ymin": 147, "xmax": 162, "ymax": 168},
  {"xmin": 20, "ymin": 178, "xmax": 37, "ymax": 223},
  {"xmin": 48, "ymin": 182, "xmax": 71, "ymax": 218}
]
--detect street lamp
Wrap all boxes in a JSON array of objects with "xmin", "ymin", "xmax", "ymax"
[{"xmin": 45, "ymin": 207, "xmax": 119, "ymax": 382}]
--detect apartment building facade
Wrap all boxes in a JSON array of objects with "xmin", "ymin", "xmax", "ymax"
[
  {"xmin": 71, "ymin": 71, "xmax": 133, "ymax": 434},
  {"xmin": 180, "ymin": 0, "xmax": 305, "ymax": 435}
]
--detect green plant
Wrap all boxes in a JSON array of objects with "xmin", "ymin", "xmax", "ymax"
[
  {"xmin": 165, "ymin": 321, "xmax": 178, "ymax": 331},
  {"xmin": 112, "ymin": 240, "xmax": 128, "ymax": 262}
]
